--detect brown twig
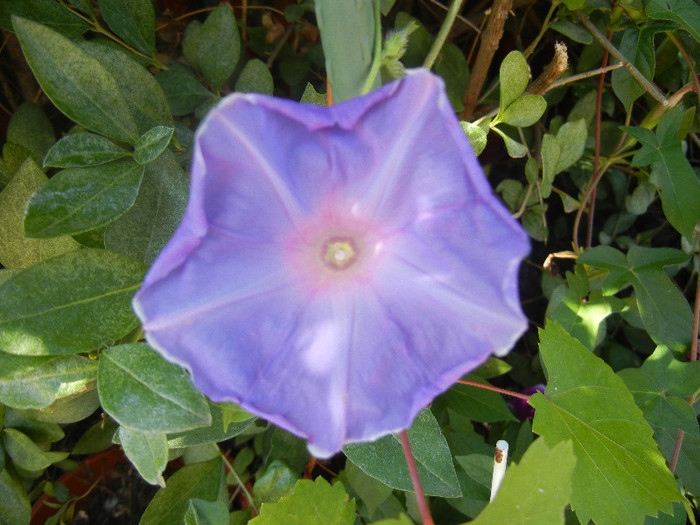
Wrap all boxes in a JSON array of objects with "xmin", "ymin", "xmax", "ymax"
[{"xmin": 527, "ymin": 42, "xmax": 569, "ymax": 95}]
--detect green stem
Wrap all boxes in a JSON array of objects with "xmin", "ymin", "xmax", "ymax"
[
  {"xmin": 423, "ymin": 0, "xmax": 466, "ymax": 70},
  {"xmin": 361, "ymin": 0, "xmax": 383, "ymax": 95},
  {"xmin": 221, "ymin": 450, "xmax": 258, "ymax": 514},
  {"xmin": 523, "ymin": 0, "xmax": 559, "ymax": 59}
]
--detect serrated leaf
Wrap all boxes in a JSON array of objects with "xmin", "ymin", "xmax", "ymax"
[
  {"xmin": 579, "ymin": 245, "xmax": 692, "ymax": 351},
  {"xmin": 646, "ymin": 0, "xmax": 700, "ymax": 43},
  {"xmin": 499, "ymin": 51, "xmax": 529, "ymax": 111},
  {"xmin": 24, "ymin": 161, "xmax": 145, "ymax": 238},
  {"xmin": 104, "ymin": 151, "xmax": 188, "ymax": 265},
  {"xmin": 0, "ymin": 0, "xmax": 89, "ymax": 38},
  {"xmin": 0, "ymin": 158, "xmax": 79, "ymax": 268},
  {"xmin": 235, "ymin": 59, "xmax": 274, "ymax": 95},
  {"xmin": 197, "ymin": 5, "xmax": 240, "ymax": 91},
  {"xmin": 98, "ymin": 343, "xmax": 210, "ymax": 433},
  {"xmin": 7, "ymin": 101, "xmax": 55, "ymax": 163},
  {"xmin": 156, "ymin": 69, "xmax": 215, "ymax": 116},
  {"xmin": 140, "ymin": 457, "xmax": 226, "ymax": 525},
  {"xmin": 343, "ymin": 407, "xmax": 461, "ymax": 497},
  {"xmin": 3, "ymin": 428, "xmax": 68, "ymax": 470},
  {"xmin": 0, "ymin": 467, "xmax": 31, "ymax": 525},
  {"xmin": 184, "ymin": 499, "xmax": 230, "ymax": 525},
  {"xmin": 12, "ymin": 17, "xmax": 139, "ymax": 143},
  {"xmin": 118, "ymin": 426, "xmax": 167, "ymax": 486},
  {"xmin": 133, "ymin": 126, "xmax": 173, "ymax": 165},
  {"xmin": 97, "ymin": 0, "xmax": 155, "ymax": 56},
  {"xmin": 530, "ymin": 322, "xmax": 683, "ymax": 525},
  {"xmin": 251, "ymin": 477, "xmax": 355, "ymax": 525},
  {"xmin": 468, "ymin": 439, "xmax": 575, "ymax": 525},
  {"xmin": 611, "ymin": 27, "xmax": 655, "ymax": 112},
  {"xmin": 0, "ymin": 353, "xmax": 97, "ymax": 409},
  {"xmin": 0, "ymin": 249, "xmax": 145, "ymax": 355},
  {"xmin": 43, "ymin": 132, "xmax": 131, "ymax": 168},
  {"xmin": 498, "ymin": 94, "xmax": 546, "ymax": 127}
]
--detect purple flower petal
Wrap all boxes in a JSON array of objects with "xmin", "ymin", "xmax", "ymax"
[{"xmin": 133, "ymin": 69, "xmax": 530, "ymax": 458}]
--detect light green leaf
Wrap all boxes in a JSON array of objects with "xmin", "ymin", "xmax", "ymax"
[
  {"xmin": 646, "ymin": 0, "xmax": 700, "ymax": 43},
  {"xmin": 554, "ymin": 118, "xmax": 587, "ymax": 173},
  {"xmin": 97, "ymin": 0, "xmax": 156, "ymax": 56},
  {"xmin": 250, "ymin": 477, "xmax": 355, "ymax": 525},
  {"xmin": 300, "ymin": 82, "xmax": 327, "ymax": 106},
  {"xmin": 491, "ymin": 126, "xmax": 528, "ymax": 158},
  {"xmin": 343, "ymin": 407, "xmax": 461, "ymax": 497},
  {"xmin": 498, "ymin": 94, "xmax": 546, "ymax": 127},
  {"xmin": 12, "ymin": 17, "xmax": 139, "ymax": 143},
  {"xmin": 499, "ymin": 51, "xmax": 529, "ymax": 111},
  {"xmin": 0, "ymin": 249, "xmax": 145, "ymax": 355},
  {"xmin": 0, "ymin": 467, "xmax": 31, "ymax": 525},
  {"xmin": 460, "ymin": 121, "xmax": 487, "ymax": 156},
  {"xmin": 0, "ymin": 353, "xmax": 97, "ymax": 408},
  {"xmin": 98, "ymin": 343, "xmax": 211, "ymax": 433},
  {"xmin": 467, "ymin": 439, "xmax": 575, "ymax": 525},
  {"xmin": 530, "ymin": 322, "xmax": 683, "ymax": 525},
  {"xmin": 253, "ymin": 460, "xmax": 298, "ymax": 506},
  {"xmin": 24, "ymin": 161, "xmax": 145, "ymax": 238},
  {"xmin": 166, "ymin": 402, "xmax": 254, "ymax": 449},
  {"xmin": 133, "ymin": 126, "xmax": 174, "ymax": 165},
  {"xmin": 118, "ymin": 426, "xmax": 167, "ymax": 486},
  {"xmin": 43, "ymin": 132, "xmax": 131, "ymax": 168},
  {"xmin": 370, "ymin": 516, "xmax": 413, "ymax": 525},
  {"xmin": 235, "ymin": 59, "xmax": 274, "ymax": 95},
  {"xmin": 184, "ymin": 499, "xmax": 230, "ymax": 525},
  {"xmin": 3, "ymin": 427, "xmax": 68, "ymax": 470},
  {"xmin": 197, "ymin": 5, "xmax": 240, "ymax": 91},
  {"xmin": 13, "ymin": 380, "xmax": 99, "ymax": 424},
  {"xmin": 140, "ymin": 457, "xmax": 226, "ymax": 525},
  {"xmin": 0, "ymin": 158, "xmax": 79, "ymax": 268}
]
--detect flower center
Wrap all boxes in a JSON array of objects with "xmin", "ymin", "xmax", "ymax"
[{"xmin": 322, "ymin": 236, "xmax": 358, "ymax": 270}]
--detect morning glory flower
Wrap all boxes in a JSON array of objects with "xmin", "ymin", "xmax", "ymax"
[{"xmin": 133, "ymin": 69, "xmax": 529, "ymax": 458}]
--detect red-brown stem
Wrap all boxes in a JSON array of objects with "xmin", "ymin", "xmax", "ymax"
[
  {"xmin": 669, "ymin": 430, "xmax": 685, "ymax": 473},
  {"xmin": 400, "ymin": 430, "xmax": 435, "ymax": 525},
  {"xmin": 458, "ymin": 379, "xmax": 530, "ymax": 400}
]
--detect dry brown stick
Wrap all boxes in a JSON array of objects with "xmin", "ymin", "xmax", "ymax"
[{"xmin": 460, "ymin": 0, "xmax": 513, "ymax": 121}]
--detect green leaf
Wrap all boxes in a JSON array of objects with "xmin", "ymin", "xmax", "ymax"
[
  {"xmin": 343, "ymin": 459, "xmax": 393, "ymax": 516},
  {"xmin": 182, "ymin": 20, "xmax": 202, "ymax": 70},
  {"xmin": 0, "ymin": 0, "xmax": 89, "ymax": 38},
  {"xmin": 549, "ymin": 20, "xmax": 592, "ymax": 44},
  {"xmin": 98, "ymin": 343, "xmax": 210, "ymax": 433},
  {"xmin": 12, "ymin": 17, "xmax": 139, "ymax": 143},
  {"xmin": 498, "ymin": 94, "xmax": 546, "ymax": 127},
  {"xmin": 43, "ymin": 132, "xmax": 131, "ymax": 168},
  {"xmin": 0, "ymin": 249, "xmax": 144, "ymax": 355},
  {"xmin": 656, "ymin": 424, "xmax": 700, "ymax": 495},
  {"xmin": 491, "ymin": 127, "xmax": 528, "ymax": 158},
  {"xmin": 0, "ymin": 158, "xmax": 80, "ymax": 268},
  {"xmin": 72, "ymin": 417, "xmax": 119, "ymax": 454},
  {"xmin": 3, "ymin": 428, "xmax": 68, "ymax": 470},
  {"xmin": 166, "ymin": 402, "xmax": 254, "ymax": 448},
  {"xmin": 197, "ymin": 5, "xmax": 240, "ymax": 91},
  {"xmin": 251, "ymin": 477, "xmax": 355, "ymax": 525},
  {"xmin": 316, "ymin": 0, "xmax": 379, "ymax": 103},
  {"xmin": 467, "ymin": 439, "xmax": 575, "ymax": 525},
  {"xmin": 104, "ymin": 150, "xmax": 188, "ymax": 265},
  {"xmin": 140, "ymin": 457, "xmax": 226, "ymax": 525},
  {"xmin": 579, "ymin": 245, "xmax": 693, "ymax": 351},
  {"xmin": 646, "ymin": 0, "xmax": 700, "ymax": 43},
  {"xmin": 0, "ymin": 353, "xmax": 97, "ymax": 408},
  {"xmin": 6, "ymin": 101, "xmax": 55, "ymax": 163},
  {"xmin": 540, "ymin": 133, "xmax": 560, "ymax": 199},
  {"xmin": 235, "ymin": 59, "xmax": 274, "ymax": 95},
  {"xmin": 499, "ymin": 51, "xmax": 529, "ymax": 112},
  {"xmin": 118, "ymin": 426, "xmax": 167, "ymax": 486},
  {"xmin": 184, "ymin": 499, "xmax": 230, "ymax": 525},
  {"xmin": 530, "ymin": 322, "xmax": 683, "ymax": 525},
  {"xmin": 253, "ymin": 460, "xmax": 298, "ymax": 506},
  {"xmin": 13, "ymin": 383, "xmax": 99, "ymax": 424},
  {"xmin": 460, "ymin": 121, "xmax": 487, "ymax": 156},
  {"xmin": 434, "ymin": 376, "xmax": 517, "ymax": 423},
  {"xmin": 0, "ymin": 468, "xmax": 31, "ymax": 525},
  {"xmin": 78, "ymin": 40, "xmax": 174, "ymax": 134},
  {"xmin": 97, "ymin": 0, "xmax": 156, "ymax": 56},
  {"xmin": 435, "ymin": 43, "xmax": 470, "ymax": 111},
  {"xmin": 554, "ymin": 118, "xmax": 587, "ymax": 173},
  {"xmin": 24, "ymin": 161, "xmax": 145, "ymax": 238},
  {"xmin": 300, "ymin": 82, "xmax": 327, "ymax": 107},
  {"xmin": 611, "ymin": 27, "xmax": 655, "ymax": 112},
  {"xmin": 156, "ymin": 69, "xmax": 215, "ymax": 116},
  {"xmin": 133, "ymin": 126, "xmax": 174, "ymax": 165},
  {"xmin": 450, "ymin": 453, "xmax": 491, "ymax": 518},
  {"xmin": 343, "ymin": 407, "xmax": 461, "ymax": 497}
]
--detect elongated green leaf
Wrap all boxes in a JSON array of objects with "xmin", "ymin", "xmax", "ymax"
[
  {"xmin": 492, "ymin": 127, "xmax": 528, "ymax": 158},
  {"xmin": 344, "ymin": 407, "xmax": 461, "ymax": 497},
  {"xmin": 540, "ymin": 133, "xmax": 560, "ymax": 199},
  {"xmin": 0, "ymin": 468, "xmax": 31, "ymax": 525},
  {"xmin": 499, "ymin": 51, "xmax": 529, "ymax": 111},
  {"xmin": 12, "ymin": 17, "xmax": 139, "ymax": 143},
  {"xmin": 316, "ymin": 0, "xmax": 379, "ymax": 102},
  {"xmin": 0, "ymin": 0, "xmax": 89, "ymax": 38},
  {"xmin": 0, "ymin": 353, "xmax": 97, "ymax": 409},
  {"xmin": 0, "ymin": 249, "xmax": 145, "ymax": 355},
  {"xmin": 611, "ymin": 27, "xmax": 655, "ymax": 112},
  {"xmin": 97, "ymin": 0, "xmax": 155, "ymax": 56},
  {"xmin": 98, "ymin": 343, "xmax": 210, "ymax": 433},
  {"xmin": 140, "ymin": 457, "xmax": 226, "ymax": 525},
  {"xmin": 133, "ymin": 126, "xmax": 174, "ymax": 165},
  {"xmin": 43, "ymin": 132, "xmax": 131, "ymax": 168},
  {"xmin": 118, "ymin": 426, "xmax": 167, "ymax": 486},
  {"xmin": 167, "ymin": 402, "xmax": 254, "ymax": 448},
  {"xmin": 554, "ymin": 118, "xmax": 587, "ymax": 173},
  {"xmin": 498, "ymin": 94, "xmax": 546, "ymax": 127},
  {"xmin": 250, "ymin": 477, "xmax": 355, "ymax": 525},
  {"xmin": 156, "ymin": 69, "xmax": 215, "ymax": 116},
  {"xmin": 646, "ymin": 0, "xmax": 700, "ymax": 43},
  {"xmin": 468, "ymin": 439, "xmax": 576, "ymax": 525},
  {"xmin": 3, "ymin": 428, "xmax": 68, "ymax": 470},
  {"xmin": 0, "ymin": 158, "xmax": 79, "ymax": 268},
  {"xmin": 530, "ymin": 322, "xmax": 683, "ymax": 525},
  {"xmin": 14, "ymin": 384, "xmax": 99, "ymax": 424},
  {"xmin": 24, "ymin": 161, "xmax": 145, "ymax": 238},
  {"xmin": 197, "ymin": 5, "xmax": 240, "ymax": 91}
]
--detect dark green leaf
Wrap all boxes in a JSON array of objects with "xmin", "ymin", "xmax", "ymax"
[
  {"xmin": 491, "ymin": 127, "xmax": 528, "ymax": 158},
  {"xmin": 43, "ymin": 132, "xmax": 131, "ymax": 168},
  {"xmin": 554, "ymin": 118, "xmax": 587, "ymax": 173},
  {"xmin": 540, "ymin": 133, "xmax": 559, "ymax": 198},
  {"xmin": 97, "ymin": 0, "xmax": 156, "ymax": 56},
  {"xmin": 72, "ymin": 417, "xmax": 119, "ymax": 454},
  {"xmin": 133, "ymin": 126, "xmax": 174, "ymax": 165},
  {"xmin": 166, "ymin": 402, "xmax": 254, "ymax": 448},
  {"xmin": 12, "ymin": 17, "xmax": 139, "ymax": 143},
  {"xmin": 531, "ymin": 322, "xmax": 683, "ymax": 525},
  {"xmin": 0, "ymin": 0, "xmax": 89, "ymax": 38},
  {"xmin": 498, "ymin": 94, "xmax": 546, "ymax": 127},
  {"xmin": 7, "ymin": 101, "xmax": 55, "ymax": 163},
  {"xmin": 499, "ymin": 51, "xmax": 529, "ymax": 111},
  {"xmin": 646, "ymin": 0, "xmax": 700, "ymax": 42},
  {"xmin": 611, "ymin": 27, "xmax": 655, "ymax": 112},
  {"xmin": 24, "ymin": 161, "xmax": 145, "ymax": 238},
  {"xmin": 435, "ymin": 376, "xmax": 517, "ymax": 423},
  {"xmin": 0, "ymin": 249, "xmax": 145, "ymax": 355},
  {"xmin": 182, "ymin": 20, "xmax": 202, "ymax": 70},
  {"xmin": 435, "ymin": 43, "xmax": 470, "ymax": 111},
  {"xmin": 156, "ymin": 69, "xmax": 215, "ymax": 116},
  {"xmin": 343, "ymin": 407, "xmax": 461, "ymax": 497},
  {"xmin": 549, "ymin": 20, "xmax": 592, "ymax": 44},
  {"xmin": 184, "ymin": 499, "xmax": 230, "ymax": 525},
  {"xmin": 253, "ymin": 460, "xmax": 298, "ymax": 506},
  {"xmin": 118, "ymin": 426, "xmax": 167, "ymax": 486},
  {"xmin": 197, "ymin": 5, "xmax": 240, "ymax": 91},
  {"xmin": 235, "ymin": 59, "xmax": 274, "ymax": 95},
  {"xmin": 98, "ymin": 343, "xmax": 211, "ymax": 433},
  {"xmin": 0, "ymin": 468, "xmax": 31, "ymax": 525},
  {"xmin": 343, "ymin": 460, "xmax": 393, "ymax": 516}
]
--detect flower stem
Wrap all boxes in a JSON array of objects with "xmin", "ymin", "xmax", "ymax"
[
  {"xmin": 423, "ymin": 0, "xmax": 466, "ymax": 70},
  {"xmin": 457, "ymin": 379, "xmax": 530, "ymax": 400},
  {"xmin": 400, "ymin": 430, "xmax": 435, "ymax": 525}
]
